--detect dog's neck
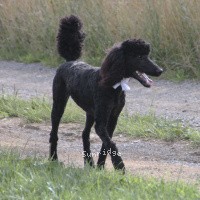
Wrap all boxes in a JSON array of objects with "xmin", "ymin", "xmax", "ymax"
[{"xmin": 113, "ymin": 78, "xmax": 130, "ymax": 91}]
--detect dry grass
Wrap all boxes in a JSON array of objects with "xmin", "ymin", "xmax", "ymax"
[{"xmin": 0, "ymin": 0, "xmax": 200, "ymax": 79}]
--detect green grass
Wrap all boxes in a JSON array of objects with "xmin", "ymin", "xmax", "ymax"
[
  {"xmin": 117, "ymin": 113, "xmax": 200, "ymax": 144},
  {"xmin": 0, "ymin": 0, "xmax": 200, "ymax": 80},
  {"xmin": 0, "ymin": 95, "xmax": 85, "ymax": 123},
  {"xmin": 0, "ymin": 94, "xmax": 200, "ymax": 145},
  {"xmin": 0, "ymin": 151, "xmax": 199, "ymax": 200}
]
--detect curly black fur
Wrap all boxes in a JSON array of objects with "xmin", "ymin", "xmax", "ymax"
[
  {"xmin": 122, "ymin": 39, "xmax": 150, "ymax": 55},
  {"xmin": 49, "ymin": 15, "xmax": 163, "ymax": 171},
  {"xmin": 57, "ymin": 15, "xmax": 85, "ymax": 61}
]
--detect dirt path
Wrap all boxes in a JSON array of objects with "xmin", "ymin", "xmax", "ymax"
[
  {"xmin": 0, "ymin": 61, "xmax": 200, "ymax": 127},
  {"xmin": 0, "ymin": 61, "xmax": 199, "ymax": 186}
]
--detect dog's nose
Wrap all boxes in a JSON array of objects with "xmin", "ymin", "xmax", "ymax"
[{"xmin": 156, "ymin": 68, "xmax": 163, "ymax": 76}]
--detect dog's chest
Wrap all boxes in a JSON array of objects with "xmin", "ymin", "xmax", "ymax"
[{"xmin": 113, "ymin": 90, "xmax": 125, "ymax": 107}]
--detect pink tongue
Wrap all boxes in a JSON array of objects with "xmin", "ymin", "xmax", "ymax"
[
  {"xmin": 142, "ymin": 73, "xmax": 153, "ymax": 85},
  {"xmin": 146, "ymin": 79, "xmax": 153, "ymax": 86}
]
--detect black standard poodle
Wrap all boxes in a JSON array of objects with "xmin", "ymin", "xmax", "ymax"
[{"xmin": 49, "ymin": 15, "xmax": 163, "ymax": 171}]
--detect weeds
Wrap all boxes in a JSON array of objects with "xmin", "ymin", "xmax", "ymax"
[{"xmin": 0, "ymin": 0, "xmax": 200, "ymax": 79}]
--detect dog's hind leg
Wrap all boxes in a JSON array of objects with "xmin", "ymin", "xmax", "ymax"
[
  {"xmin": 49, "ymin": 75, "xmax": 69, "ymax": 160},
  {"xmin": 82, "ymin": 113, "xmax": 95, "ymax": 167}
]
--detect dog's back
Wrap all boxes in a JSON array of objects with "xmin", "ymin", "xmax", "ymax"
[{"xmin": 54, "ymin": 60, "xmax": 100, "ymax": 113}]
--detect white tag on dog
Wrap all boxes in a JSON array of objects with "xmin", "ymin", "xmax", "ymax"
[{"xmin": 113, "ymin": 78, "xmax": 130, "ymax": 91}]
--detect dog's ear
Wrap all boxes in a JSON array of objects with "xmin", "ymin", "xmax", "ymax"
[{"xmin": 100, "ymin": 47, "xmax": 125, "ymax": 87}]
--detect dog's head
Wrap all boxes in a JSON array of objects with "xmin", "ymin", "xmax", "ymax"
[
  {"xmin": 121, "ymin": 39, "xmax": 163, "ymax": 87},
  {"xmin": 100, "ymin": 39, "xmax": 163, "ymax": 88}
]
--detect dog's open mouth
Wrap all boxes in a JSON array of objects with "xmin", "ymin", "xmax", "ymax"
[{"xmin": 132, "ymin": 71, "xmax": 153, "ymax": 87}]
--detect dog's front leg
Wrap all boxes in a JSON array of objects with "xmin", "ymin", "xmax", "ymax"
[
  {"xmin": 95, "ymin": 124, "xmax": 125, "ymax": 171},
  {"xmin": 97, "ymin": 115, "xmax": 120, "ymax": 169},
  {"xmin": 94, "ymin": 107, "xmax": 125, "ymax": 171}
]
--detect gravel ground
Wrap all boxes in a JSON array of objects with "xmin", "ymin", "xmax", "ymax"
[
  {"xmin": 0, "ymin": 60, "xmax": 200, "ymax": 127},
  {"xmin": 0, "ymin": 60, "xmax": 199, "ymax": 185}
]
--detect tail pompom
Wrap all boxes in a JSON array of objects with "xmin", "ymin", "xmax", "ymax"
[{"xmin": 57, "ymin": 15, "xmax": 85, "ymax": 61}]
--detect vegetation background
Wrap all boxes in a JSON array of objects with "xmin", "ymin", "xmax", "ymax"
[{"xmin": 0, "ymin": 0, "xmax": 200, "ymax": 80}]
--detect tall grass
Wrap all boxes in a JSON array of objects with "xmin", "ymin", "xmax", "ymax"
[{"xmin": 0, "ymin": 0, "xmax": 200, "ymax": 79}]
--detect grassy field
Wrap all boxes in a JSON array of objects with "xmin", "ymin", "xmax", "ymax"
[
  {"xmin": 0, "ymin": 0, "xmax": 200, "ymax": 80},
  {"xmin": 0, "ymin": 150, "xmax": 199, "ymax": 200},
  {"xmin": 0, "ymin": 95, "xmax": 200, "ymax": 145}
]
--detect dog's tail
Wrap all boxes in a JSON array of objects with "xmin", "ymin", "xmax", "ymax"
[{"xmin": 57, "ymin": 15, "xmax": 85, "ymax": 61}]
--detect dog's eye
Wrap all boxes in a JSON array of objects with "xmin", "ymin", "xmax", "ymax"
[{"xmin": 138, "ymin": 56, "xmax": 143, "ymax": 59}]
